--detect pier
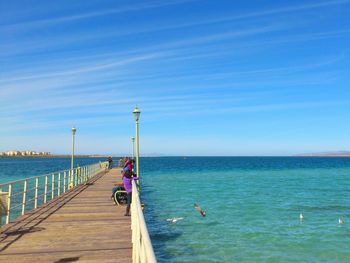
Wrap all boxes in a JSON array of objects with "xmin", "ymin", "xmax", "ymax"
[{"xmin": 0, "ymin": 165, "xmax": 156, "ymax": 262}]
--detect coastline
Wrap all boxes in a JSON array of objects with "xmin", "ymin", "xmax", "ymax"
[
  {"xmin": 2, "ymin": 155, "xmax": 350, "ymax": 158},
  {"xmin": 0, "ymin": 155, "xmax": 111, "ymax": 158}
]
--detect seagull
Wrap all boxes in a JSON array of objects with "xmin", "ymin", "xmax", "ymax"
[
  {"xmin": 166, "ymin": 217, "xmax": 184, "ymax": 223},
  {"xmin": 194, "ymin": 203, "xmax": 206, "ymax": 217},
  {"xmin": 299, "ymin": 213, "xmax": 304, "ymax": 220},
  {"xmin": 339, "ymin": 218, "xmax": 345, "ymax": 224}
]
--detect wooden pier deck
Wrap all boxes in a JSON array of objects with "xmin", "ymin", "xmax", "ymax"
[{"xmin": 0, "ymin": 168, "xmax": 131, "ymax": 263}]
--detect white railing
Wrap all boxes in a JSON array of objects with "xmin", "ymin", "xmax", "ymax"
[
  {"xmin": 0, "ymin": 161, "xmax": 109, "ymax": 226},
  {"xmin": 131, "ymin": 180, "xmax": 157, "ymax": 263}
]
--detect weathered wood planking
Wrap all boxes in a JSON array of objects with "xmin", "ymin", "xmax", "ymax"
[{"xmin": 0, "ymin": 168, "xmax": 131, "ymax": 263}]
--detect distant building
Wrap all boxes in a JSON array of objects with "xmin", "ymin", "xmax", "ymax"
[
  {"xmin": 0, "ymin": 150, "xmax": 51, "ymax": 156},
  {"xmin": 7, "ymin": 151, "xmax": 20, "ymax": 156}
]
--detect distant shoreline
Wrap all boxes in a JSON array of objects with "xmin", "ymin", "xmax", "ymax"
[
  {"xmin": 0, "ymin": 155, "xmax": 112, "ymax": 158},
  {"xmin": 295, "ymin": 151, "xmax": 350, "ymax": 157},
  {"xmin": 1, "ymin": 155, "xmax": 350, "ymax": 158},
  {"xmin": 296, "ymin": 155, "xmax": 350, "ymax": 157}
]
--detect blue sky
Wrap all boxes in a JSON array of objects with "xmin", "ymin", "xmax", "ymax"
[{"xmin": 1, "ymin": 0, "xmax": 350, "ymax": 156}]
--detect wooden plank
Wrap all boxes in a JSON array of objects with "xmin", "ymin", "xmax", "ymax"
[{"xmin": 0, "ymin": 168, "xmax": 131, "ymax": 263}]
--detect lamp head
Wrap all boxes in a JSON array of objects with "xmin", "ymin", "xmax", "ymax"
[
  {"xmin": 133, "ymin": 106, "xmax": 141, "ymax": 122},
  {"xmin": 72, "ymin": 127, "xmax": 76, "ymax": 135}
]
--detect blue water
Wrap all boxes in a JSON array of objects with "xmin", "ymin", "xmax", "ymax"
[
  {"xmin": 1, "ymin": 157, "xmax": 350, "ymax": 262},
  {"xmin": 140, "ymin": 157, "xmax": 350, "ymax": 262}
]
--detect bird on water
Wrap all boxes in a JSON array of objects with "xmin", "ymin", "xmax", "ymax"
[
  {"xmin": 166, "ymin": 217, "xmax": 184, "ymax": 223},
  {"xmin": 194, "ymin": 203, "xmax": 206, "ymax": 217}
]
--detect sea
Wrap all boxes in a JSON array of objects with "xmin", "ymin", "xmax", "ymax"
[{"xmin": 1, "ymin": 157, "xmax": 350, "ymax": 262}]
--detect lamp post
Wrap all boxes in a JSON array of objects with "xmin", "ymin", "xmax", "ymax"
[
  {"xmin": 131, "ymin": 137, "xmax": 135, "ymax": 160},
  {"xmin": 70, "ymin": 127, "xmax": 76, "ymax": 189},
  {"xmin": 71, "ymin": 127, "xmax": 76, "ymax": 170},
  {"xmin": 133, "ymin": 107, "xmax": 140, "ymax": 179}
]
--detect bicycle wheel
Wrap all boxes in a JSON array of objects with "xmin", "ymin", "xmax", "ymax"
[{"xmin": 113, "ymin": 188, "xmax": 127, "ymax": 205}]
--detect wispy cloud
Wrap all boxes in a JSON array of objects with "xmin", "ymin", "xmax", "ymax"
[
  {"xmin": 196, "ymin": 0, "xmax": 350, "ymax": 24},
  {"xmin": 2, "ymin": 0, "xmax": 349, "ymax": 32},
  {"xmin": 142, "ymin": 99, "xmax": 350, "ymax": 120},
  {"xmin": 0, "ymin": 52, "xmax": 161, "ymax": 84},
  {"xmin": 0, "ymin": 0, "xmax": 197, "ymax": 29},
  {"xmin": 3, "ymin": 0, "xmax": 349, "ymax": 57},
  {"xmin": 203, "ymin": 55, "xmax": 344, "ymax": 80},
  {"xmin": 115, "ymin": 0, "xmax": 350, "ymax": 37},
  {"xmin": 0, "ymin": 67, "xmax": 340, "ymax": 124},
  {"xmin": 3, "ymin": 95, "xmax": 347, "ymax": 134}
]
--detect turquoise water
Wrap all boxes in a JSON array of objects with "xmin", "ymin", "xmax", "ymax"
[
  {"xmin": 141, "ymin": 157, "xmax": 350, "ymax": 262},
  {"xmin": 1, "ymin": 157, "xmax": 350, "ymax": 262}
]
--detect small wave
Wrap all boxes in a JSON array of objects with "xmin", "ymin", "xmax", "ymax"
[
  {"xmin": 151, "ymin": 231, "xmax": 182, "ymax": 242},
  {"xmin": 295, "ymin": 205, "xmax": 350, "ymax": 212}
]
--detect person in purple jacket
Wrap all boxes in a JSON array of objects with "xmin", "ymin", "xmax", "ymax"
[
  {"xmin": 123, "ymin": 159, "xmax": 134, "ymax": 172},
  {"xmin": 123, "ymin": 169, "xmax": 138, "ymax": 216}
]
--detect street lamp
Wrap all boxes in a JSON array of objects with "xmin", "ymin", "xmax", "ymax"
[
  {"xmin": 131, "ymin": 137, "xmax": 135, "ymax": 160},
  {"xmin": 133, "ymin": 107, "xmax": 140, "ymax": 179},
  {"xmin": 70, "ymin": 127, "xmax": 76, "ymax": 189},
  {"xmin": 71, "ymin": 127, "xmax": 76, "ymax": 170}
]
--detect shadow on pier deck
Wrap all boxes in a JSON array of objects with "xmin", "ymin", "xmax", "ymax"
[{"xmin": 0, "ymin": 168, "xmax": 131, "ymax": 263}]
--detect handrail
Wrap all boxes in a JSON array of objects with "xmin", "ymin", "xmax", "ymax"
[
  {"xmin": 0, "ymin": 168, "xmax": 82, "ymax": 185},
  {"xmin": 0, "ymin": 161, "xmax": 109, "ymax": 226},
  {"xmin": 131, "ymin": 180, "xmax": 157, "ymax": 263}
]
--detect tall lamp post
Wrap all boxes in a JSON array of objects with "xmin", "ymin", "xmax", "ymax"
[
  {"xmin": 71, "ymin": 127, "xmax": 76, "ymax": 170},
  {"xmin": 133, "ymin": 107, "xmax": 140, "ymax": 179},
  {"xmin": 131, "ymin": 137, "xmax": 135, "ymax": 160},
  {"xmin": 70, "ymin": 127, "xmax": 76, "ymax": 189}
]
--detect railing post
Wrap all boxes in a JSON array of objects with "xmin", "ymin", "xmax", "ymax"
[
  {"xmin": 73, "ymin": 169, "xmax": 75, "ymax": 186},
  {"xmin": 75, "ymin": 168, "xmax": 77, "ymax": 186},
  {"xmin": 21, "ymin": 180, "xmax": 28, "ymax": 215},
  {"xmin": 72, "ymin": 169, "xmax": 74, "ymax": 186},
  {"xmin": 34, "ymin": 177, "xmax": 39, "ymax": 209},
  {"xmin": 82, "ymin": 166, "xmax": 86, "ymax": 183},
  {"xmin": 44, "ymin": 176, "xmax": 48, "ymax": 203},
  {"xmin": 58, "ymin": 172, "xmax": 61, "ymax": 197},
  {"xmin": 68, "ymin": 170, "xmax": 73, "ymax": 189},
  {"xmin": 74, "ymin": 168, "xmax": 78, "ymax": 186},
  {"xmin": 51, "ymin": 174, "xmax": 55, "ymax": 200},
  {"xmin": 63, "ymin": 171, "xmax": 66, "ymax": 193},
  {"xmin": 68, "ymin": 170, "xmax": 71, "ymax": 189},
  {"xmin": 6, "ymin": 184, "xmax": 12, "ymax": 224},
  {"xmin": 77, "ymin": 166, "xmax": 81, "ymax": 184}
]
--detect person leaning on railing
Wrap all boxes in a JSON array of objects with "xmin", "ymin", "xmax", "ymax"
[
  {"xmin": 118, "ymin": 157, "xmax": 128, "ymax": 168},
  {"xmin": 123, "ymin": 159, "xmax": 134, "ymax": 171},
  {"xmin": 122, "ymin": 169, "xmax": 138, "ymax": 216},
  {"xmin": 107, "ymin": 156, "xmax": 113, "ymax": 169}
]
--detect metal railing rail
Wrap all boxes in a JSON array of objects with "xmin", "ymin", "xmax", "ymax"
[
  {"xmin": 0, "ymin": 161, "xmax": 109, "ymax": 226},
  {"xmin": 131, "ymin": 180, "xmax": 157, "ymax": 263}
]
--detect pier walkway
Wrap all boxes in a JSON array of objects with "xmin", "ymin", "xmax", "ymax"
[{"xmin": 0, "ymin": 168, "xmax": 131, "ymax": 263}]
